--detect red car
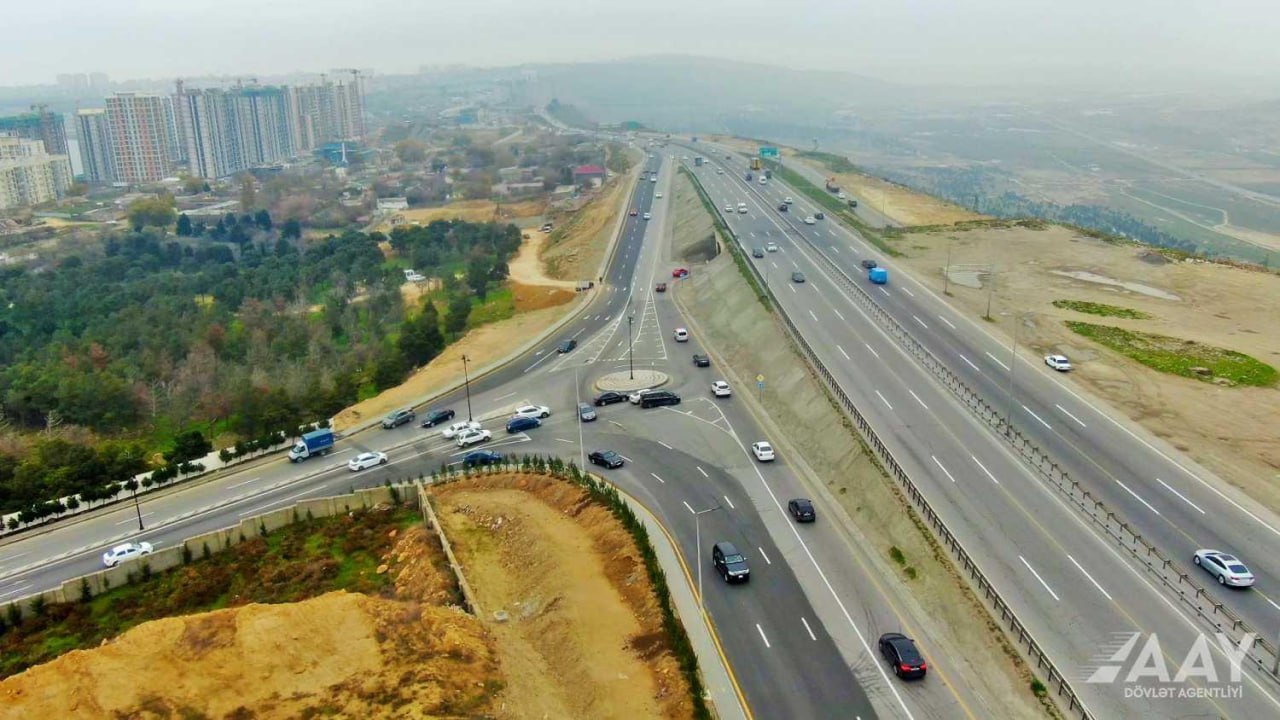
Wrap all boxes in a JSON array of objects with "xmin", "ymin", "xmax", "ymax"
[
  {"xmin": 672, "ymin": 268, "xmax": 690, "ymax": 278},
  {"xmin": 629, "ymin": 209, "xmax": 638, "ymax": 217},
  {"xmin": 655, "ymin": 282, "xmax": 667, "ymax": 292}
]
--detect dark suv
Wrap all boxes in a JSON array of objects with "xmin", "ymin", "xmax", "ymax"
[
  {"xmin": 879, "ymin": 633, "xmax": 927, "ymax": 679},
  {"xmin": 712, "ymin": 542, "xmax": 750, "ymax": 583},
  {"xmin": 381, "ymin": 408, "xmax": 415, "ymax": 429},
  {"xmin": 640, "ymin": 390, "xmax": 681, "ymax": 408}
]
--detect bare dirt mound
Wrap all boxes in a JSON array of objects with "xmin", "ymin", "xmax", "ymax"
[{"xmin": 435, "ymin": 473, "xmax": 695, "ymax": 720}]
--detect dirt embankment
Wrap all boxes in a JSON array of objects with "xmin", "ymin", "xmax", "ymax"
[
  {"xmin": 434, "ymin": 473, "xmax": 695, "ymax": 720},
  {"xmin": 0, "ymin": 526, "xmax": 502, "ymax": 719},
  {"xmin": 376, "ymin": 199, "xmax": 545, "ymax": 232},
  {"xmin": 897, "ymin": 224, "xmax": 1280, "ymax": 513},
  {"xmin": 541, "ymin": 166, "xmax": 635, "ymax": 281}
]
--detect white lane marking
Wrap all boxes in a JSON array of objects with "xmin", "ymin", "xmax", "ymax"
[
  {"xmin": 865, "ymin": 343, "xmax": 880, "ymax": 359},
  {"xmin": 971, "ymin": 455, "xmax": 1001, "ymax": 485},
  {"xmin": 682, "ymin": 500, "xmax": 695, "ymax": 514},
  {"xmin": 116, "ymin": 513, "xmax": 154, "ymax": 525},
  {"xmin": 651, "ymin": 473, "xmax": 666, "ymax": 484},
  {"xmin": 571, "ymin": 327, "xmax": 586, "ymax": 338},
  {"xmin": 931, "ymin": 455, "xmax": 958, "ymax": 483},
  {"xmin": 1114, "ymin": 478, "xmax": 1162, "ymax": 515},
  {"xmin": 830, "ymin": 244, "xmax": 840, "ymax": 251},
  {"xmin": 902, "ymin": 287, "xmax": 916, "ymax": 298},
  {"xmin": 802, "ymin": 616, "xmax": 817, "ymax": 641},
  {"xmin": 1055, "ymin": 404, "xmax": 1087, "ymax": 428},
  {"xmin": 697, "ymin": 466, "xmax": 709, "ymax": 478},
  {"xmin": 878, "ymin": 287, "xmax": 890, "ymax": 297},
  {"xmin": 228, "ymin": 476, "xmax": 261, "ymax": 489},
  {"xmin": 523, "ymin": 351, "xmax": 555, "ymax": 373},
  {"xmin": 1019, "ymin": 555, "xmax": 1061, "ymax": 601},
  {"xmin": 555, "ymin": 438, "xmax": 574, "ymax": 444},
  {"xmin": 1067, "ymin": 554, "xmax": 1113, "ymax": 600},
  {"xmin": 876, "ymin": 391, "xmax": 894, "ymax": 411},
  {"xmin": 832, "ymin": 307, "xmax": 845, "ymax": 321},
  {"xmin": 237, "ymin": 487, "xmax": 318, "ymax": 517},
  {"xmin": 658, "ymin": 441, "xmax": 673, "ymax": 449},
  {"xmin": 912, "ymin": 315, "xmax": 929, "ymax": 329},
  {"xmin": 756, "ymin": 623, "xmax": 772, "ymax": 649},
  {"xmin": 494, "ymin": 391, "xmax": 517, "ymax": 401},
  {"xmin": 618, "ymin": 454, "xmax": 632, "ymax": 462},
  {"xmin": 1156, "ymin": 478, "xmax": 1206, "ymax": 515},
  {"xmin": 0, "ymin": 582, "xmax": 32, "ymax": 600},
  {"xmin": 985, "ymin": 352, "xmax": 1011, "ymax": 372},
  {"xmin": 770, "ymin": 260, "xmax": 779, "ymax": 269},
  {"xmin": 758, "ymin": 547, "xmax": 772, "ymax": 564},
  {"xmin": 1023, "ymin": 405, "xmax": 1052, "ymax": 430},
  {"xmin": 908, "ymin": 390, "xmax": 929, "ymax": 410},
  {"xmin": 959, "ymin": 354, "xmax": 980, "ymax": 371},
  {"xmin": 838, "ymin": 345, "xmax": 851, "ymax": 360},
  {"xmin": 938, "ymin": 315, "xmax": 956, "ymax": 330},
  {"xmin": 724, "ymin": 495, "xmax": 736, "ymax": 510},
  {"xmin": 809, "ymin": 309, "xmax": 818, "ymax": 321},
  {"xmin": 789, "ymin": 284, "xmax": 797, "ymax": 294}
]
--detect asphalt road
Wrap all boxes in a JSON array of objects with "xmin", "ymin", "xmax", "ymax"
[{"xmin": 677, "ymin": 144, "xmax": 1280, "ymax": 719}]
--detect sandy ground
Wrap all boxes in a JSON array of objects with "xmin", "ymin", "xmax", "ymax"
[
  {"xmin": 434, "ymin": 474, "xmax": 695, "ymax": 720},
  {"xmin": 541, "ymin": 169, "xmax": 632, "ymax": 281},
  {"xmin": 791, "ymin": 157, "xmax": 986, "ymax": 227},
  {"xmin": 508, "ymin": 230, "xmax": 579, "ymax": 289},
  {"xmin": 895, "ymin": 224, "xmax": 1280, "ymax": 512},
  {"xmin": 671, "ymin": 173, "xmax": 1049, "ymax": 719},
  {"xmin": 0, "ymin": 527, "xmax": 502, "ymax": 719},
  {"xmin": 376, "ymin": 199, "xmax": 544, "ymax": 232}
]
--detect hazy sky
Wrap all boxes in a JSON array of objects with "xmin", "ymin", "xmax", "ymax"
[{"xmin": 6, "ymin": 0, "xmax": 1279, "ymax": 89}]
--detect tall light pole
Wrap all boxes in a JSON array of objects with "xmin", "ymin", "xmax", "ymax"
[
  {"xmin": 1003, "ymin": 313, "xmax": 1026, "ymax": 439},
  {"xmin": 461, "ymin": 354, "xmax": 474, "ymax": 422},
  {"xmin": 943, "ymin": 241, "xmax": 953, "ymax": 296},
  {"xmin": 575, "ymin": 365, "xmax": 586, "ymax": 470},
  {"xmin": 627, "ymin": 313, "xmax": 635, "ymax": 380},
  {"xmin": 693, "ymin": 505, "xmax": 721, "ymax": 609},
  {"xmin": 129, "ymin": 480, "xmax": 144, "ymax": 531}
]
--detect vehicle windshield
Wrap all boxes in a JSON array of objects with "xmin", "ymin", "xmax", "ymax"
[{"xmin": 725, "ymin": 554, "xmax": 745, "ymax": 564}]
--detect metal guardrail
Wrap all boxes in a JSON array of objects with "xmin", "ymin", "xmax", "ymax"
[
  {"xmin": 756, "ymin": 173, "xmax": 1280, "ymax": 682},
  {"xmin": 681, "ymin": 165, "xmax": 1095, "ymax": 719}
]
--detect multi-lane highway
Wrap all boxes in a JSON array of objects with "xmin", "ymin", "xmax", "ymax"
[{"xmin": 676, "ymin": 142, "xmax": 1280, "ymax": 718}]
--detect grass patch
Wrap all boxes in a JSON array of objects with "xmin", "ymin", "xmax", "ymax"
[
  {"xmin": 1052, "ymin": 299, "xmax": 1152, "ymax": 320},
  {"xmin": 796, "ymin": 150, "xmax": 858, "ymax": 174},
  {"xmin": 467, "ymin": 284, "xmax": 515, "ymax": 327},
  {"xmin": 1066, "ymin": 321, "xmax": 1277, "ymax": 386},
  {"xmin": 0, "ymin": 506, "xmax": 419, "ymax": 679},
  {"xmin": 773, "ymin": 165, "xmax": 902, "ymax": 257},
  {"xmin": 678, "ymin": 167, "xmax": 770, "ymax": 309}
]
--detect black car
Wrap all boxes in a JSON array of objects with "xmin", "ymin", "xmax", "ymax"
[
  {"xmin": 594, "ymin": 391, "xmax": 627, "ymax": 406},
  {"xmin": 712, "ymin": 542, "xmax": 750, "ymax": 583},
  {"xmin": 588, "ymin": 450, "xmax": 624, "ymax": 469},
  {"xmin": 777, "ymin": 203, "xmax": 788, "ymax": 212},
  {"xmin": 751, "ymin": 247, "xmax": 764, "ymax": 258},
  {"xmin": 557, "ymin": 338, "xmax": 577, "ymax": 353},
  {"xmin": 814, "ymin": 211, "xmax": 825, "ymax": 220},
  {"xmin": 861, "ymin": 259, "xmax": 878, "ymax": 270},
  {"xmin": 788, "ymin": 498, "xmax": 816, "ymax": 522},
  {"xmin": 420, "ymin": 408, "xmax": 456, "ymax": 428},
  {"xmin": 879, "ymin": 633, "xmax": 928, "ymax": 680},
  {"xmin": 463, "ymin": 450, "xmax": 503, "ymax": 467},
  {"xmin": 381, "ymin": 408, "xmax": 416, "ymax": 429},
  {"xmin": 506, "ymin": 416, "xmax": 542, "ymax": 433},
  {"xmin": 640, "ymin": 391, "xmax": 681, "ymax": 408},
  {"xmin": 692, "ymin": 354, "xmax": 711, "ymax": 367},
  {"xmin": 791, "ymin": 271, "xmax": 806, "ymax": 283}
]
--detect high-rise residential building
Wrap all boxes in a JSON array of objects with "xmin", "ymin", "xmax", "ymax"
[
  {"xmin": 0, "ymin": 137, "xmax": 73, "ymax": 209},
  {"xmin": 56, "ymin": 73, "xmax": 89, "ymax": 91},
  {"xmin": 0, "ymin": 106, "xmax": 69, "ymax": 156},
  {"xmin": 74, "ymin": 108, "xmax": 114, "ymax": 184},
  {"xmin": 88, "ymin": 72, "xmax": 110, "ymax": 93},
  {"xmin": 105, "ymin": 93, "xmax": 175, "ymax": 184}
]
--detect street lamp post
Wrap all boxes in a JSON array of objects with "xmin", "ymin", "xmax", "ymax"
[
  {"xmin": 943, "ymin": 241, "xmax": 953, "ymax": 296},
  {"xmin": 1003, "ymin": 313, "xmax": 1026, "ymax": 438},
  {"xmin": 693, "ymin": 505, "xmax": 721, "ymax": 609},
  {"xmin": 575, "ymin": 365, "xmax": 586, "ymax": 471},
  {"xmin": 461, "ymin": 354, "xmax": 473, "ymax": 422},
  {"xmin": 627, "ymin": 314, "xmax": 635, "ymax": 380},
  {"xmin": 130, "ymin": 482, "xmax": 144, "ymax": 531}
]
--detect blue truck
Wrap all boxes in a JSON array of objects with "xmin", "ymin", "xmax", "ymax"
[
  {"xmin": 869, "ymin": 267, "xmax": 889, "ymax": 284},
  {"xmin": 289, "ymin": 428, "xmax": 335, "ymax": 462}
]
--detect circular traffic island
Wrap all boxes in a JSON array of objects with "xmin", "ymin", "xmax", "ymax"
[{"xmin": 594, "ymin": 370, "xmax": 669, "ymax": 393}]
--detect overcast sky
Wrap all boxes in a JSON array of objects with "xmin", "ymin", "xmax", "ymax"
[{"xmin": 6, "ymin": 0, "xmax": 1278, "ymax": 90}]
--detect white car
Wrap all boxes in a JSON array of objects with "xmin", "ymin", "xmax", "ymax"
[
  {"xmin": 441, "ymin": 420, "xmax": 481, "ymax": 439},
  {"xmin": 348, "ymin": 451, "xmax": 388, "ymax": 472},
  {"xmin": 751, "ymin": 441, "xmax": 776, "ymax": 462},
  {"xmin": 716, "ymin": 169, "xmax": 725, "ymax": 175},
  {"xmin": 643, "ymin": 212, "xmax": 652, "ymax": 220},
  {"xmin": 1193, "ymin": 549, "xmax": 1255, "ymax": 587},
  {"xmin": 456, "ymin": 428, "xmax": 493, "ymax": 447},
  {"xmin": 737, "ymin": 204, "xmax": 748, "ymax": 214},
  {"xmin": 783, "ymin": 196, "xmax": 794, "ymax": 204},
  {"xmin": 655, "ymin": 192, "xmax": 663, "ymax": 198},
  {"xmin": 765, "ymin": 242, "xmax": 779, "ymax": 253},
  {"xmin": 712, "ymin": 381, "xmax": 732, "ymax": 397},
  {"xmin": 102, "ymin": 541, "xmax": 153, "ymax": 567},
  {"xmin": 803, "ymin": 216, "xmax": 816, "ymax": 225},
  {"xmin": 628, "ymin": 388, "xmax": 655, "ymax": 404},
  {"xmin": 758, "ymin": 176, "xmax": 767, "ymax": 184},
  {"xmin": 837, "ymin": 192, "xmax": 847, "ymax": 200},
  {"xmin": 674, "ymin": 327, "xmax": 689, "ymax": 342},
  {"xmin": 512, "ymin": 404, "xmax": 551, "ymax": 419},
  {"xmin": 1044, "ymin": 354, "xmax": 1073, "ymax": 372},
  {"xmin": 725, "ymin": 203, "xmax": 734, "ymax": 212}
]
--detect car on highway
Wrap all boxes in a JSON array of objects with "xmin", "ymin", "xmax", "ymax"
[
  {"xmin": 751, "ymin": 441, "xmax": 776, "ymax": 462},
  {"xmin": 102, "ymin": 541, "xmax": 153, "ymax": 567},
  {"xmin": 643, "ymin": 212, "xmax": 651, "ymax": 220},
  {"xmin": 737, "ymin": 204, "xmax": 748, "ymax": 214},
  {"xmin": 1044, "ymin": 354, "xmax": 1073, "ymax": 372},
  {"xmin": 751, "ymin": 247, "xmax": 764, "ymax": 258},
  {"xmin": 674, "ymin": 327, "xmax": 689, "ymax": 342},
  {"xmin": 628, "ymin": 388, "xmax": 655, "ymax": 404},
  {"xmin": 462, "ymin": 450, "xmax": 503, "ymax": 468},
  {"xmin": 711, "ymin": 380, "xmax": 732, "ymax": 397},
  {"xmin": 441, "ymin": 420, "xmax": 481, "ymax": 438},
  {"xmin": 784, "ymin": 196, "xmax": 794, "ymax": 204},
  {"xmin": 792, "ymin": 271, "xmax": 806, "ymax": 283},
  {"xmin": 777, "ymin": 203, "xmax": 788, "ymax": 212},
  {"xmin": 861, "ymin": 259, "xmax": 878, "ymax": 270},
  {"xmin": 879, "ymin": 633, "xmax": 928, "ymax": 680},
  {"xmin": 655, "ymin": 282, "xmax": 667, "ymax": 292},
  {"xmin": 455, "ymin": 427, "xmax": 493, "ymax": 447},
  {"xmin": 837, "ymin": 192, "xmax": 847, "ymax": 200},
  {"xmin": 588, "ymin": 450, "xmax": 625, "ymax": 469},
  {"xmin": 672, "ymin": 267, "xmax": 689, "ymax": 278},
  {"xmin": 381, "ymin": 407, "xmax": 415, "ymax": 429},
  {"xmin": 712, "ymin": 542, "xmax": 750, "ymax": 583},
  {"xmin": 766, "ymin": 242, "xmax": 779, "ymax": 252},
  {"xmin": 557, "ymin": 338, "xmax": 577, "ymax": 353},
  {"xmin": 693, "ymin": 353, "xmax": 711, "ymax": 367},
  {"xmin": 629, "ymin": 209, "xmax": 638, "ymax": 217},
  {"xmin": 594, "ymin": 391, "xmax": 627, "ymax": 406},
  {"xmin": 348, "ymin": 451, "xmax": 388, "ymax": 472},
  {"xmin": 655, "ymin": 192, "xmax": 663, "ymax": 198},
  {"xmin": 759, "ymin": 176, "xmax": 767, "ymax": 185},
  {"xmin": 640, "ymin": 390, "xmax": 681, "ymax": 408},
  {"xmin": 814, "ymin": 211, "xmax": 825, "ymax": 220},
  {"xmin": 803, "ymin": 216, "xmax": 816, "ymax": 225},
  {"xmin": 506, "ymin": 415, "xmax": 542, "ymax": 433},
  {"xmin": 578, "ymin": 403, "xmax": 597, "ymax": 421},
  {"xmin": 716, "ymin": 168, "xmax": 724, "ymax": 175},
  {"xmin": 419, "ymin": 408, "xmax": 456, "ymax": 428},
  {"xmin": 725, "ymin": 203, "xmax": 734, "ymax": 212},
  {"xmin": 1193, "ymin": 549, "xmax": 1256, "ymax": 587},
  {"xmin": 512, "ymin": 404, "xmax": 551, "ymax": 419},
  {"xmin": 788, "ymin": 498, "xmax": 816, "ymax": 523}
]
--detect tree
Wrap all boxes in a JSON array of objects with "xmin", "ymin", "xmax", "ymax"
[
  {"xmin": 66, "ymin": 181, "xmax": 89, "ymax": 197},
  {"xmin": 281, "ymin": 218, "xmax": 302, "ymax": 240},
  {"xmin": 254, "ymin": 209, "xmax": 272, "ymax": 231},
  {"xmin": 466, "ymin": 258, "xmax": 491, "ymax": 299},
  {"xmin": 126, "ymin": 195, "xmax": 177, "ymax": 230},
  {"xmin": 394, "ymin": 139, "xmax": 428, "ymax": 163},
  {"xmin": 176, "ymin": 213, "xmax": 192, "ymax": 236},
  {"xmin": 239, "ymin": 174, "xmax": 256, "ymax": 210},
  {"xmin": 182, "ymin": 176, "xmax": 206, "ymax": 195},
  {"xmin": 445, "ymin": 293, "xmax": 471, "ymax": 336},
  {"xmin": 165, "ymin": 430, "xmax": 212, "ymax": 465},
  {"xmin": 398, "ymin": 300, "xmax": 444, "ymax": 366}
]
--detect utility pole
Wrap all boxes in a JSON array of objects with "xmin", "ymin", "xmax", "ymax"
[
  {"xmin": 627, "ymin": 313, "xmax": 635, "ymax": 380},
  {"xmin": 943, "ymin": 241, "xmax": 953, "ymax": 296},
  {"xmin": 984, "ymin": 267, "xmax": 996, "ymax": 320},
  {"xmin": 131, "ymin": 482, "xmax": 145, "ymax": 531},
  {"xmin": 693, "ymin": 505, "xmax": 721, "ymax": 609},
  {"xmin": 1003, "ymin": 314, "xmax": 1024, "ymax": 438},
  {"xmin": 461, "ymin": 355, "xmax": 473, "ymax": 421},
  {"xmin": 575, "ymin": 365, "xmax": 586, "ymax": 470}
]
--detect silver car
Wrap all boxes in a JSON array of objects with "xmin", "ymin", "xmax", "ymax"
[
  {"xmin": 578, "ymin": 403, "xmax": 598, "ymax": 421},
  {"xmin": 1193, "ymin": 549, "xmax": 1255, "ymax": 587}
]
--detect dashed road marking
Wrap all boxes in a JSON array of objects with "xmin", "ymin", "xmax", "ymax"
[
  {"xmin": 1019, "ymin": 555, "xmax": 1061, "ymax": 601},
  {"xmin": 931, "ymin": 455, "xmax": 958, "ymax": 483}
]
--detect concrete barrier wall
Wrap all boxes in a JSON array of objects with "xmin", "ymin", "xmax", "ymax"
[{"xmin": 416, "ymin": 481, "xmax": 480, "ymax": 615}]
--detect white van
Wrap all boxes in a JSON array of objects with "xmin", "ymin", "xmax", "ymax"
[
  {"xmin": 758, "ymin": 176, "xmax": 767, "ymax": 185},
  {"xmin": 736, "ymin": 203, "xmax": 748, "ymax": 214},
  {"xmin": 674, "ymin": 328, "xmax": 690, "ymax": 342}
]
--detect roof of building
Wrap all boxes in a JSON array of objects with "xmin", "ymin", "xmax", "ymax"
[{"xmin": 573, "ymin": 164, "xmax": 605, "ymax": 175}]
